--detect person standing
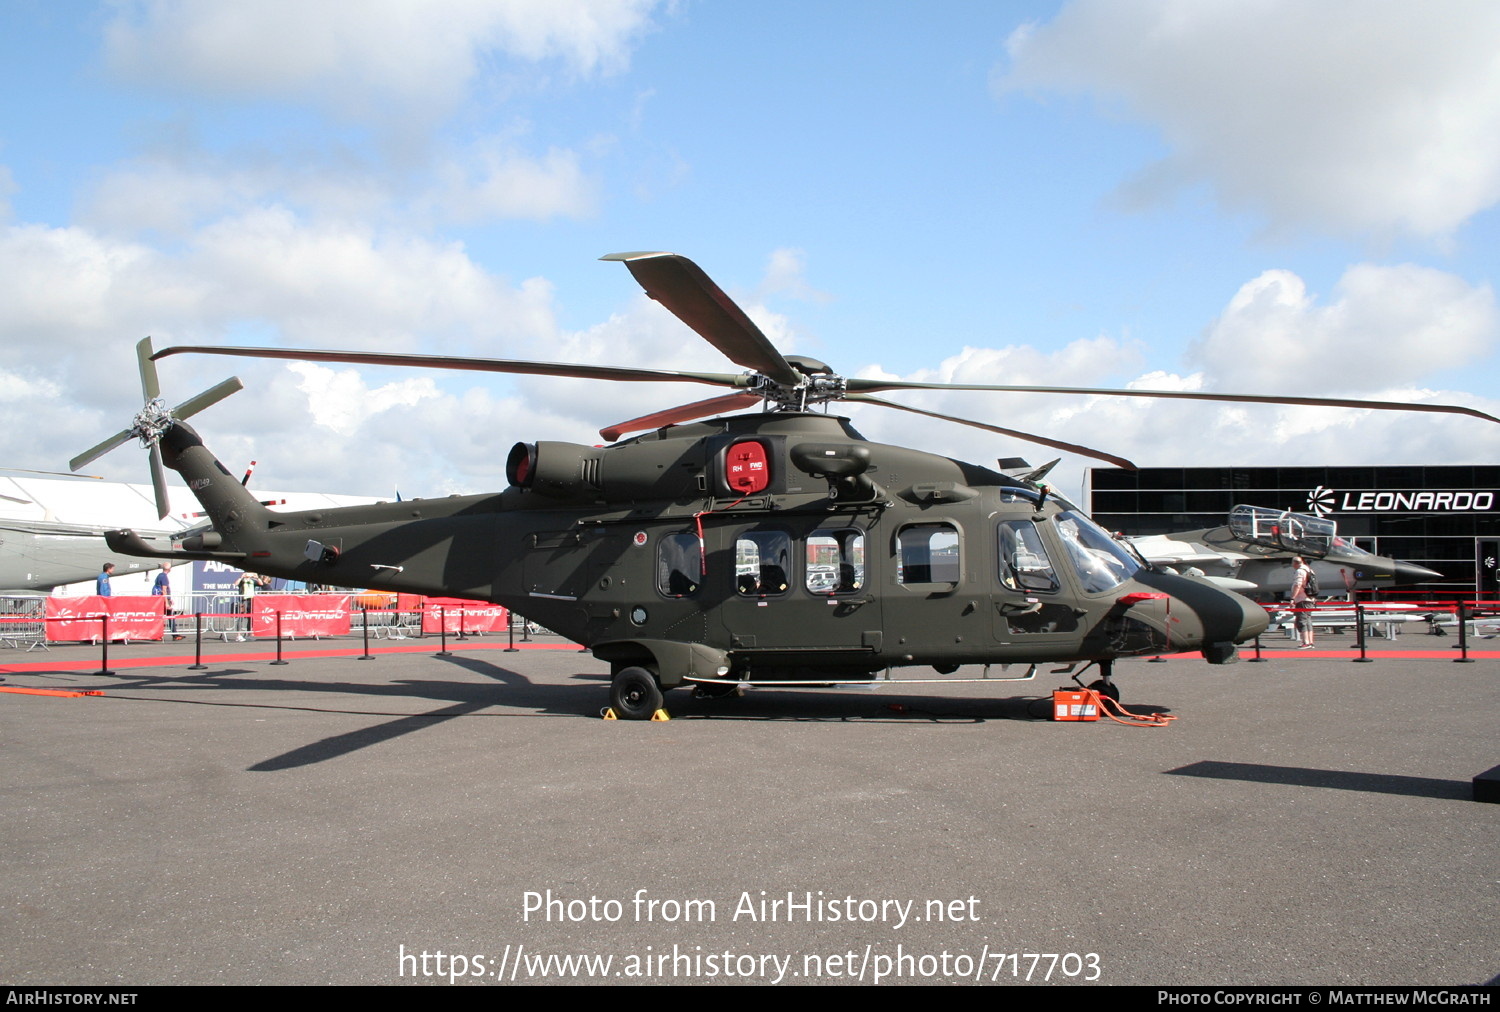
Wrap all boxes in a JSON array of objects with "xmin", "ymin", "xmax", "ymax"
[
  {"xmin": 1290, "ymin": 556, "xmax": 1315, "ymax": 649},
  {"xmin": 153, "ymin": 563, "xmax": 181, "ymax": 639},
  {"xmin": 96, "ymin": 563, "xmax": 114, "ymax": 598},
  {"xmin": 237, "ymin": 569, "xmax": 259, "ymax": 633},
  {"xmin": 152, "ymin": 563, "xmax": 171, "ymax": 597}
]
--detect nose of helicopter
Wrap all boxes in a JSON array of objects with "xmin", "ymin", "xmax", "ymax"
[
  {"xmin": 1135, "ymin": 570, "xmax": 1269, "ymax": 658},
  {"xmin": 1187, "ymin": 582, "xmax": 1269, "ymax": 664},
  {"xmin": 1230, "ymin": 589, "xmax": 1271, "ymax": 641}
]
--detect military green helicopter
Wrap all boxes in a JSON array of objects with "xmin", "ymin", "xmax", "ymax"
[{"xmin": 73, "ymin": 253, "xmax": 1499, "ymax": 717}]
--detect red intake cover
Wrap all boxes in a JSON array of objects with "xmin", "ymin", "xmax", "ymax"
[{"xmin": 725, "ymin": 441, "xmax": 770, "ymax": 494}]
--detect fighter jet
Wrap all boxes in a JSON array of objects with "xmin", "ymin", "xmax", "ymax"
[{"xmin": 1127, "ymin": 504, "xmax": 1441, "ymax": 599}]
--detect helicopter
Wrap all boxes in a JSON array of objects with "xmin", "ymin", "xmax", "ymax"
[{"xmin": 72, "ymin": 252, "xmax": 1500, "ymax": 717}]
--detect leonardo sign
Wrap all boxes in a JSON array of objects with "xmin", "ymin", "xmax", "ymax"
[{"xmin": 1307, "ymin": 485, "xmax": 1497, "ymax": 516}]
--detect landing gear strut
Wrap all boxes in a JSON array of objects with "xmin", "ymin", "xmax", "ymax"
[{"xmin": 1079, "ymin": 660, "xmax": 1120, "ymax": 703}]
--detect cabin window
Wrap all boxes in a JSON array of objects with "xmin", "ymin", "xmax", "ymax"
[
  {"xmin": 895, "ymin": 522, "xmax": 960, "ymax": 588},
  {"xmin": 657, "ymin": 533, "xmax": 702, "ymax": 598},
  {"xmin": 806, "ymin": 527, "xmax": 865, "ymax": 595},
  {"xmin": 1054, "ymin": 511, "xmax": 1139, "ymax": 594},
  {"xmin": 997, "ymin": 520, "xmax": 1059, "ymax": 594},
  {"xmin": 734, "ymin": 529, "xmax": 791, "ymax": 597}
]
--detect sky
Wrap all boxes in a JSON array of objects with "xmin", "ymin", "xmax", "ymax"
[{"xmin": 3, "ymin": 0, "xmax": 1500, "ymax": 506}]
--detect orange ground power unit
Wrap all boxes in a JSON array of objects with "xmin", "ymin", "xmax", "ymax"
[{"xmin": 1052, "ymin": 689, "xmax": 1100, "ymax": 721}]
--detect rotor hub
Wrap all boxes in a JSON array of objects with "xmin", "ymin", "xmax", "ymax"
[
  {"xmin": 755, "ymin": 370, "xmax": 848, "ymax": 412},
  {"xmin": 132, "ymin": 398, "xmax": 173, "ymax": 447}
]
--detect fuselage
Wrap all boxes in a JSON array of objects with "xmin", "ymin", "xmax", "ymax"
[{"xmin": 110, "ymin": 412, "xmax": 1268, "ymax": 686}]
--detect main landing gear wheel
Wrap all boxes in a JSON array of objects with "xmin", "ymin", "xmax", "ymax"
[
  {"xmin": 610, "ymin": 666, "xmax": 663, "ymax": 719},
  {"xmin": 1088, "ymin": 679, "xmax": 1120, "ymax": 703}
]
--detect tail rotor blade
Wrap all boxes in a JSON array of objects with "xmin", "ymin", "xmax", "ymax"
[
  {"xmin": 137, "ymin": 337, "xmax": 161, "ymax": 402},
  {"xmin": 173, "ymin": 377, "xmax": 244, "ymax": 420},
  {"xmin": 148, "ymin": 443, "xmax": 171, "ymax": 520},
  {"xmin": 70, "ymin": 429, "xmax": 136, "ymax": 473}
]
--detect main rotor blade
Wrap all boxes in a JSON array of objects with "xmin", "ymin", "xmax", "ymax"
[
  {"xmin": 148, "ymin": 443, "xmax": 170, "ymax": 520},
  {"xmin": 600, "ymin": 393, "xmax": 763, "ymax": 442},
  {"xmin": 601, "ymin": 252, "xmax": 803, "ymax": 388},
  {"xmin": 845, "ymin": 379, "xmax": 1500, "ymax": 424},
  {"xmin": 1, "ymin": 466, "xmax": 104, "ymax": 479},
  {"xmin": 70, "ymin": 429, "xmax": 136, "ymax": 473},
  {"xmin": 136, "ymin": 337, "xmax": 160, "ymax": 403},
  {"xmin": 847, "ymin": 393, "xmax": 1138, "ymax": 470},
  {"xmin": 172, "ymin": 377, "xmax": 245, "ymax": 420},
  {"xmin": 152, "ymin": 346, "xmax": 744, "ymax": 390}
]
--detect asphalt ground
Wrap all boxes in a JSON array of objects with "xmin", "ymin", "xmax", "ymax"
[{"xmin": 2, "ymin": 628, "xmax": 1496, "ymax": 987}]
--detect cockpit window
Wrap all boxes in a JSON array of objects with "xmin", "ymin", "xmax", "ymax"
[
  {"xmin": 1330, "ymin": 536, "xmax": 1375, "ymax": 560},
  {"xmin": 1054, "ymin": 510, "xmax": 1139, "ymax": 594},
  {"xmin": 997, "ymin": 520, "xmax": 1059, "ymax": 593}
]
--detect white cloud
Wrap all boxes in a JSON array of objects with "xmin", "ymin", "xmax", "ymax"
[
  {"xmin": 863, "ymin": 335, "xmax": 1143, "ymax": 389},
  {"xmin": 289, "ymin": 362, "xmax": 441, "ymax": 434},
  {"xmin": 758, "ymin": 247, "xmax": 831, "ymax": 303},
  {"xmin": 105, "ymin": 0, "xmax": 664, "ymax": 126},
  {"xmin": 80, "ymin": 157, "xmax": 393, "ymax": 237},
  {"xmin": 0, "ymin": 165, "xmax": 16, "ymax": 222},
  {"xmin": 427, "ymin": 143, "xmax": 598, "ymax": 223},
  {"xmin": 0, "ymin": 209, "xmax": 567, "ymax": 489},
  {"xmin": 1191, "ymin": 265, "xmax": 1497, "ymax": 393},
  {"xmin": 1000, "ymin": 0, "xmax": 1500, "ymax": 239}
]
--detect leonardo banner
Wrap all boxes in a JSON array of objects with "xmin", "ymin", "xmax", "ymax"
[
  {"xmin": 251, "ymin": 595, "xmax": 353, "ymax": 638},
  {"xmin": 45, "ymin": 596, "xmax": 165, "ymax": 642},
  {"xmin": 421, "ymin": 598, "xmax": 509, "ymax": 634}
]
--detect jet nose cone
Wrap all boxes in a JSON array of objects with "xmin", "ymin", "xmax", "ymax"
[{"xmin": 1392, "ymin": 561, "xmax": 1442, "ymax": 585}]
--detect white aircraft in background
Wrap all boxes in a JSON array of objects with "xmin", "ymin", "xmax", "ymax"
[{"xmin": 1126, "ymin": 504, "xmax": 1441, "ymax": 600}]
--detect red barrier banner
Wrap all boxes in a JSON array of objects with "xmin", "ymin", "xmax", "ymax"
[
  {"xmin": 421, "ymin": 598, "xmax": 508, "ymax": 634},
  {"xmin": 251, "ymin": 595, "xmax": 352, "ymax": 638},
  {"xmin": 45, "ymin": 597, "xmax": 165, "ymax": 642}
]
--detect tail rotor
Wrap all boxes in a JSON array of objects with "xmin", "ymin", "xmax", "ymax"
[{"xmin": 69, "ymin": 337, "xmax": 242, "ymax": 519}]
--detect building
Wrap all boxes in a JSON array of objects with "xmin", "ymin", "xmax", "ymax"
[{"xmin": 1085, "ymin": 465, "xmax": 1500, "ymax": 598}]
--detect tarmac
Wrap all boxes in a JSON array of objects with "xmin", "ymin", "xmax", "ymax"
[{"xmin": 2, "ymin": 626, "xmax": 1496, "ymax": 986}]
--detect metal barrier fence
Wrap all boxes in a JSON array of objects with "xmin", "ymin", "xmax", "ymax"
[
  {"xmin": 1, "ymin": 592, "xmax": 548, "ymax": 645},
  {"xmin": 0, "ymin": 596, "xmax": 46, "ymax": 650}
]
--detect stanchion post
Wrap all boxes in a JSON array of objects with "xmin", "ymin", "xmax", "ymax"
[
  {"xmin": 1247, "ymin": 633, "xmax": 1265, "ymax": 662},
  {"xmin": 358, "ymin": 606, "xmax": 374, "ymax": 660},
  {"xmin": 188, "ymin": 610, "xmax": 207, "ymax": 670},
  {"xmin": 456, "ymin": 606, "xmax": 468, "ymax": 641},
  {"xmin": 270, "ymin": 607, "xmax": 288, "ymax": 665},
  {"xmin": 1454, "ymin": 601, "xmax": 1474, "ymax": 663},
  {"xmin": 505, "ymin": 609, "xmax": 518, "ymax": 652},
  {"xmin": 436, "ymin": 606, "xmax": 452, "ymax": 657},
  {"xmin": 97, "ymin": 614, "xmax": 114, "ymax": 676},
  {"xmin": 1353, "ymin": 600, "xmax": 1373, "ymax": 663}
]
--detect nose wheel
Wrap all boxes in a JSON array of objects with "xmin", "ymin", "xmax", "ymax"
[
  {"xmin": 1076, "ymin": 660, "xmax": 1120, "ymax": 703},
  {"xmin": 1088, "ymin": 678, "xmax": 1120, "ymax": 703}
]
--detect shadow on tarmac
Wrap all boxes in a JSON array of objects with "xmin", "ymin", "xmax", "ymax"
[{"xmin": 1165, "ymin": 760, "xmax": 1472, "ymax": 801}]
